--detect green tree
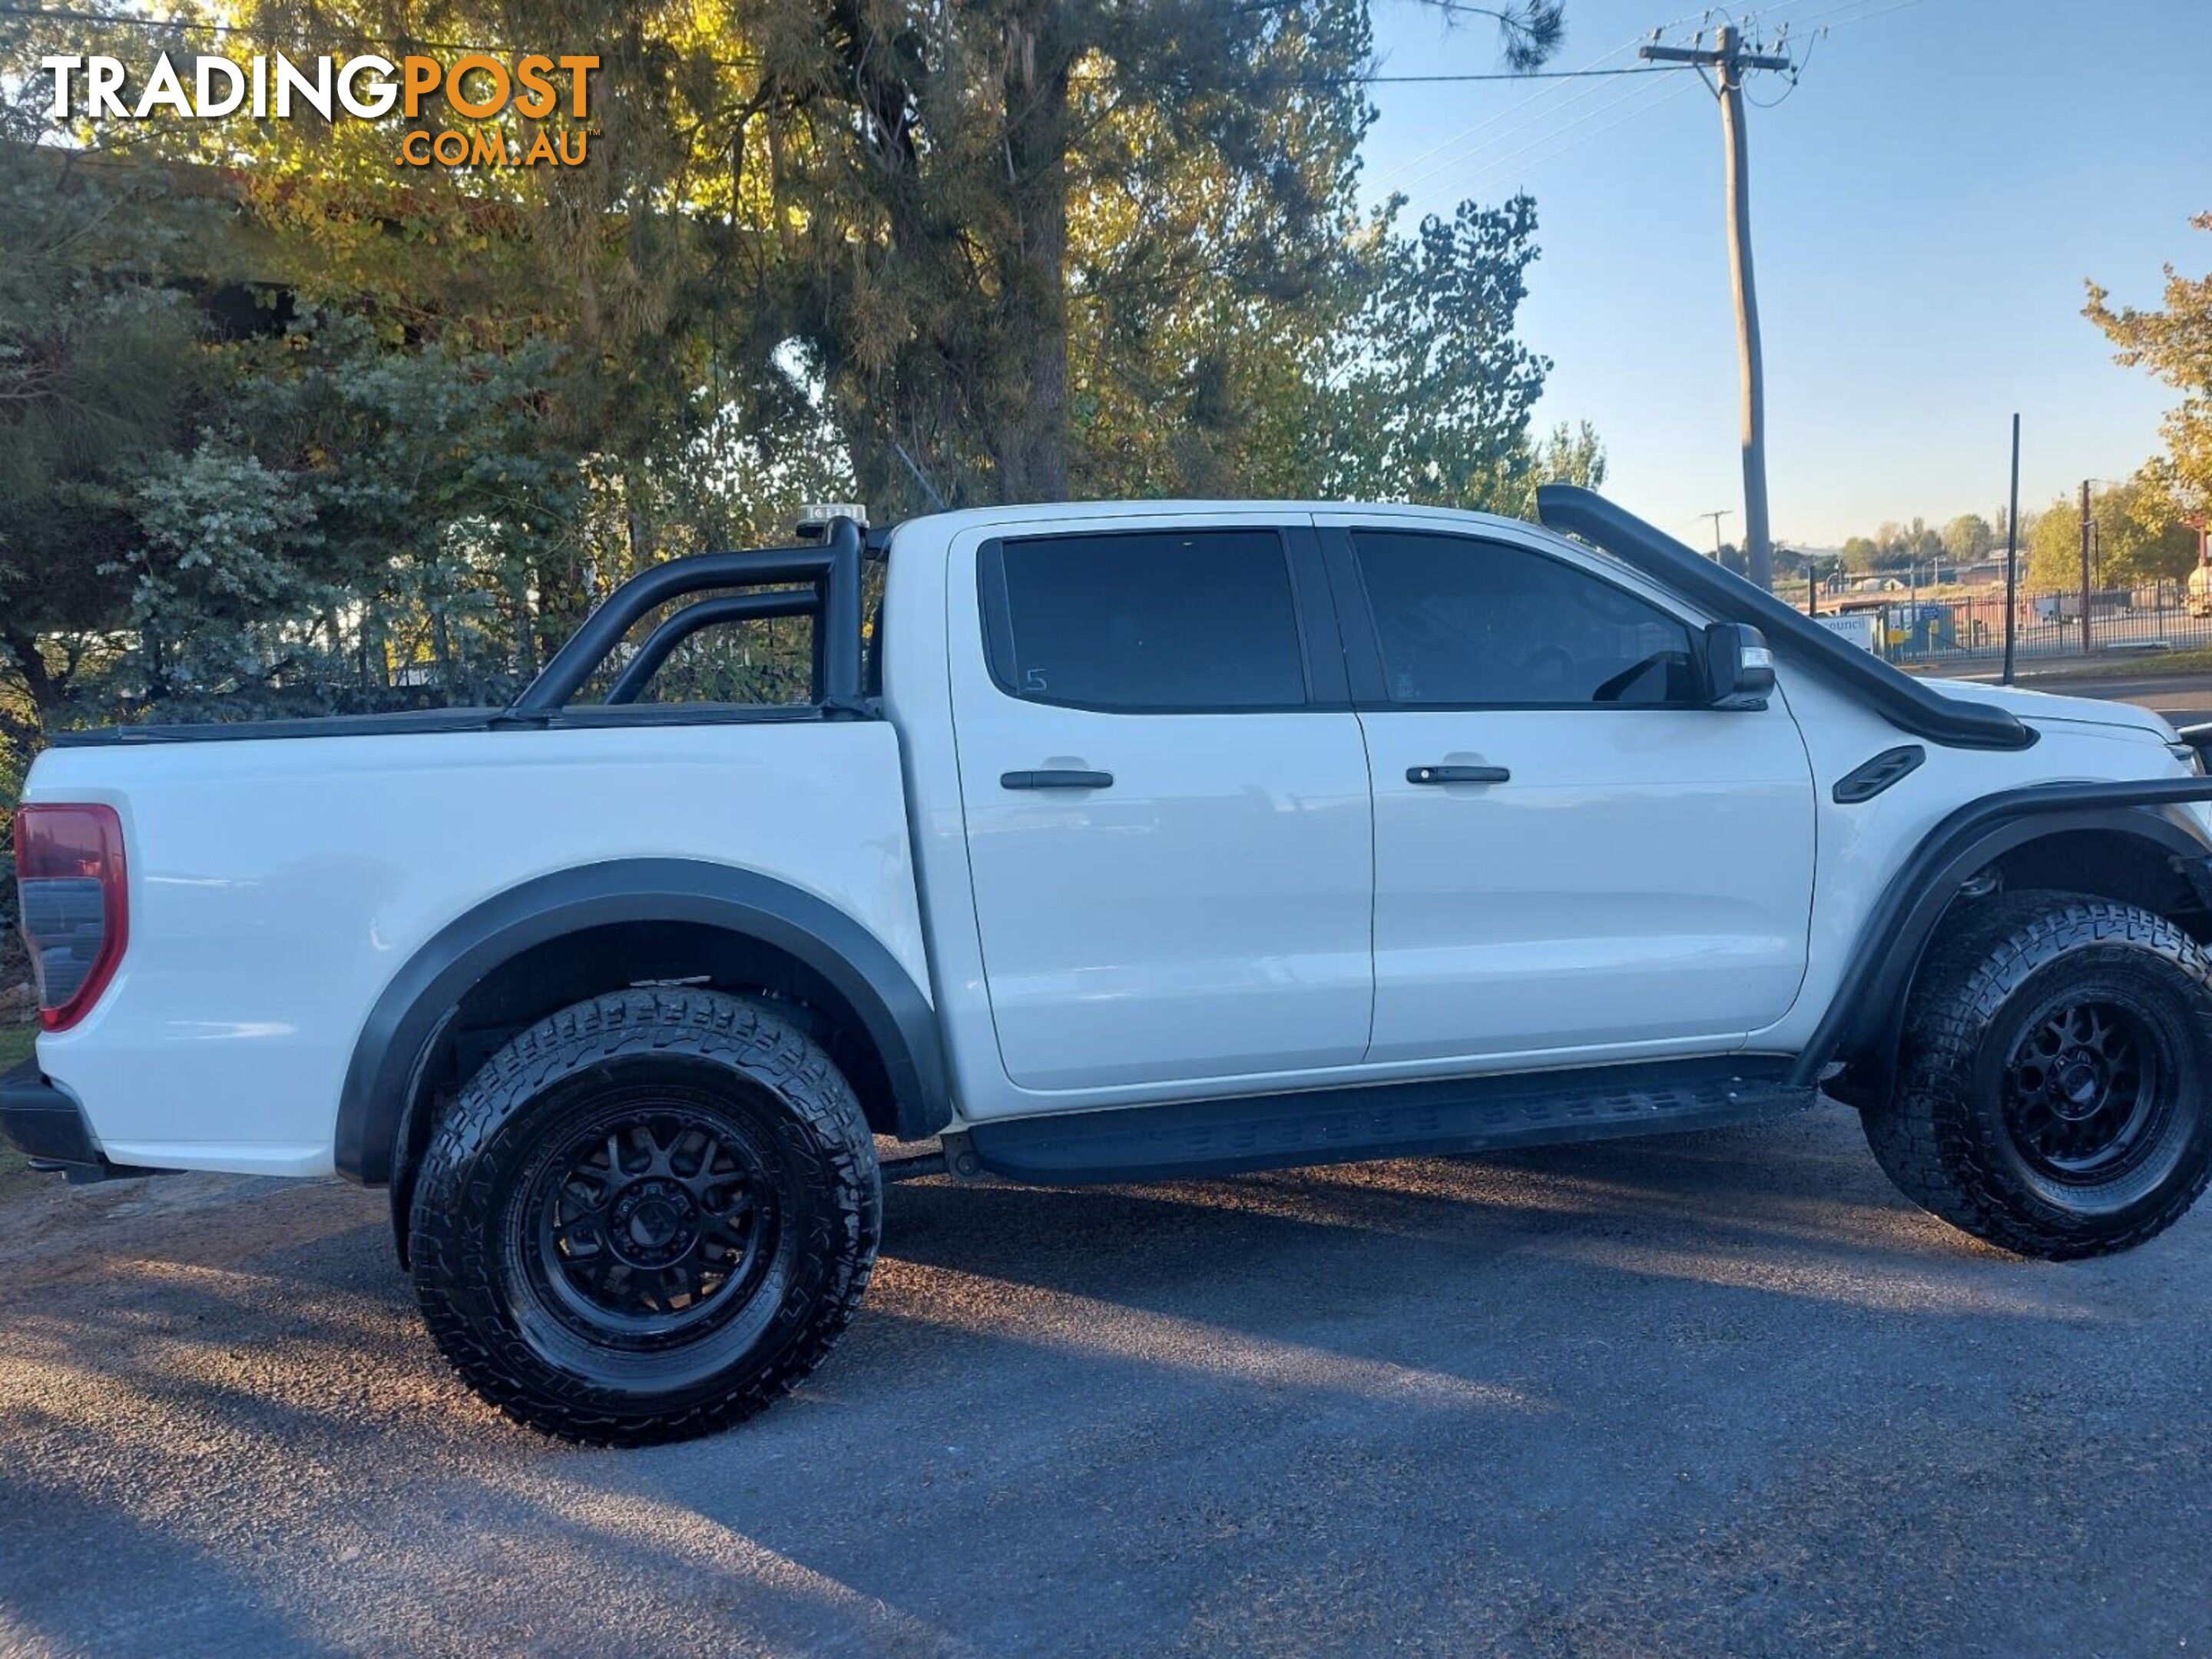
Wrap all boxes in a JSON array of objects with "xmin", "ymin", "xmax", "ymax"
[
  {"xmin": 2, "ymin": 0, "xmax": 1586, "ymax": 762},
  {"xmin": 2025, "ymin": 478, "xmax": 2196, "ymax": 592},
  {"xmin": 1240, "ymin": 194, "xmax": 1555, "ymax": 508},
  {"xmin": 112, "ymin": 313, "xmax": 595, "ymax": 714},
  {"xmin": 1906, "ymin": 517, "xmax": 1942, "ymax": 567},
  {"xmin": 2087, "ymin": 212, "xmax": 2212, "ymax": 523},
  {"xmin": 1942, "ymin": 512, "xmax": 1994, "ymax": 562},
  {"xmin": 1534, "ymin": 419, "xmax": 1608, "ymax": 489},
  {"xmin": 720, "ymin": 0, "xmax": 1565, "ymax": 507},
  {"xmin": 0, "ymin": 100, "xmax": 227, "ymax": 740}
]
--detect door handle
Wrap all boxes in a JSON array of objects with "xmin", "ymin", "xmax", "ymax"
[
  {"xmin": 1408, "ymin": 764, "xmax": 1509, "ymax": 785},
  {"xmin": 1002, "ymin": 770, "xmax": 1114, "ymax": 790}
]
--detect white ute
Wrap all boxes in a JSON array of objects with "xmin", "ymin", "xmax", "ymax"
[{"xmin": 11, "ymin": 488, "xmax": 2212, "ymax": 1443}]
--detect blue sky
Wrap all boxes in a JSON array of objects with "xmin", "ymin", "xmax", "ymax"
[{"xmin": 1356, "ymin": 0, "xmax": 2211, "ymax": 548}]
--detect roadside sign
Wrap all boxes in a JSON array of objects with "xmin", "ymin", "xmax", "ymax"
[{"xmin": 1815, "ymin": 612, "xmax": 1881, "ymax": 654}]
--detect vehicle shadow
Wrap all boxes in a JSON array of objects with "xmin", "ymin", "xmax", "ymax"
[{"xmin": 0, "ymin": 1104, "xmax": 2200, "ymax": 1657}]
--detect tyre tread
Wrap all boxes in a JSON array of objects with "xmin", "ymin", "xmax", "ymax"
[
  {"xmin": 1866, "ymin": 892, "xmax": 2212, "ymax": 1260},
  {"xmin": 408, "ymin": 988, "xmax": 880, "ymax": 1445}
]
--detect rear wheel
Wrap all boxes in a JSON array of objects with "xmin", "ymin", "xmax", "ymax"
[
  {"xmin": 409, "ymin": 988, "xmax": 879, "ymax": 1444},
  {"xmin": 1865, "ymin": 894, "xmax": 2212, "ymax": 1260}
]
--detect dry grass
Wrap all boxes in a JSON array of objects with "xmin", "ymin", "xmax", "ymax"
[
  {"xmin": 2012, "ymin": 644, "xmax": 2212, "ymax": 684},
  {"xmin": 0, "ymin": 1023, "xmax": 36, "ymax": 1189}
]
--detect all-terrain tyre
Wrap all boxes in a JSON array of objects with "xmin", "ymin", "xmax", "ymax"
[
  {"xmin": 409, "ymin": 988, "xmax": 881, "ymax": 1444},
  {"xmin": 1865, "ymin": 892, "xmax": 2212, "ymax": 1260}
]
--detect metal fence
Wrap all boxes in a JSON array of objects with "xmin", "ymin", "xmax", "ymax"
[{"xmin": 1803, "ymin": 578, "xmax": 2212, "ymax": 670}]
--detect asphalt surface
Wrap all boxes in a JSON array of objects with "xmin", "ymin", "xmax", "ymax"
[
  {"xmin": 8, "ymin": 673, "xmax": 2212, "ymax": 1657},
  {"xmin": 1977, "ymin": 667, "xmax": 2212, "ymax": 729},
  {"xmin": 2088, "ymin": 674, "xmax": 2212, "ymax": 727},
  {"xmin": 2, "ymin": 1106, "xmax": 2210, "ymax": 1657}
]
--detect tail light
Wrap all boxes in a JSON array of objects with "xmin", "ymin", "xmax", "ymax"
[{"xmin": 14, "ymin": 803, "xmax": 128, "ymax": 1031}]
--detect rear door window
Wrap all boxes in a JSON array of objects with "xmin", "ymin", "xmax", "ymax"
[{"xmin": 980, "ymin": 529, "xmax": 1310, "ymax": 711}]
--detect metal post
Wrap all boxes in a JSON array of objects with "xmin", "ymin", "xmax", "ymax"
[
  {"xmin": 2080, "ymin": 478, "xmax": 2094, "ymax": 657},
  {"xmin": 820, "ymin": 515, "xmax": 866, "ymax": 715},
  {"xmin": 2002, "ymin": 414, "xmax": 2020, "ymax": 685}
]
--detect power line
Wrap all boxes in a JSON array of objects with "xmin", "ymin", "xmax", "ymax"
[
  {"xmin": 1379, "ymin": 45, "xmax": 1644, "ymax": 193},
  {"xmin": 1342, "ymin": 66, "xmax": 1667, "ymax": 83},
  {"xmin": 1780, "ymin": 0, "xmax": 1913, "ymax": 29},
  {"xmin": 1368, "ymin": 7, "xmax": 1719, "ymax": 194},
  {"xmin": 1459, "ymin": 71, "xmax": 1699, "ymax": 189},
  {"xmin": 1390, "ymin": 54, "xmax": 1687, "ymax": 197},
  {"xmin": 1429, "ymin": 69, "xmax": 1695, "ymax": 198},
  {"xmin": 1370, "ymin": 31, "xmax": 1644, "ymax": 187},
  {"xmin": 1812, "ymin": 0, "xmax": 1925, "ymax": 35}
]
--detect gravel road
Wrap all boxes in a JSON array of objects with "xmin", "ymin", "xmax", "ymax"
[{"xmin": 2, "ymin": 1104, "xmax": 2208, "ymax": 1657}]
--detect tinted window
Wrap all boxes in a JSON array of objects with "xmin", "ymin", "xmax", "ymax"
[
  {"xmin": 1352, "ymin": 530, "xmax": 1702, "ymax": 707},
  {"xmin": 984, "ymin": 530, "xmax": 1308, "ymax": 710}
]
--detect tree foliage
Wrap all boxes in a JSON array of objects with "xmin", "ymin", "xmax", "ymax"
[
  {"xmin": 0, "ymin": 98, "xmax": 225, "ymax": 739},
  {"xmin": 2024, "ymin": 478, "xmax": 2198, "ymax": 592},
  {"xmin": 1942, "ymin": 512, "xmax": 1994, "ymax": 562},
  {"xmin": 2087, "ymin": 211, "xmax": 2212, "ymax": 526},
  {"xmin": 0, "ymin": 0, "xmax": 1584, "ymax": 841},
  {"xmin": 1836, "ymin": 518, "xmax": 1943, "ymax": 574}
]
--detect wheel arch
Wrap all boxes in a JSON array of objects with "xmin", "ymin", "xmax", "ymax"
[
  {"xmin": 1803, "ymin": 784, "xmax": 2212, "ymax": 1105},
  {"xmin": 336, "ymin": 859, "xmax": 949, "ymax": 1240}
]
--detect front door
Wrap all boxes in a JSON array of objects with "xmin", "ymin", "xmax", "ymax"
[
  {"xmin": 1322, "ymin": 517, "xmax": 1816, "ymax": 1065},
  {"xmin": 949, "ymin": 515, "xmax": 1374, "ymax": 1094}
]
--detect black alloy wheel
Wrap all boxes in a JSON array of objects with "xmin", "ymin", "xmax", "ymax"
[
  {"xmin": 1999, "ymin": 997, "xmax": 2171, "ymax": 1185},
  {"xmin": 409, "ymin": 989, "xmax": 880, "ymax": 1444},
  {"xmin": 1865, "ymin": 893, "xmax": 2212, "ymax": 1260}
]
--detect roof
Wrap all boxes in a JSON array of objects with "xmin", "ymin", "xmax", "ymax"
[{"xmin": 887, "ymin": 499, "xmax": 1542, "ymax": 539}]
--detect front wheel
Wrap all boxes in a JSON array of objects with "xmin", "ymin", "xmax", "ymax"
[
  {"xmin": 409, "ymin": 989, "xmax": 880, "ymax": 1444},
  {"xmin": 1866, "ymin": 894, "xmax": 2212, "ymax": 1260}
]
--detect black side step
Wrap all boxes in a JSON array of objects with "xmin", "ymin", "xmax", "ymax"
[{"xmin": 963, "ymin": 1058, "xmax": 1815, "ymax": 1185}]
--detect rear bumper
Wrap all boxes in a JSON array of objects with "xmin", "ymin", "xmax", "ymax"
[
  {"xmin": 2, "ymin": 1057, "xmax": 98, "ymax": 1164},
  {"xmin": 1, "ymin": 1056, "xmax": 165, "ymax": 1181}
]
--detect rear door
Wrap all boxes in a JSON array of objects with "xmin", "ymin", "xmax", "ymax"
[
  {"xmin": 948, "ymin": 512, "xmax": 1375, "ymax": 1097},
  {"xmin": 1320, "ymin": 515, "xmax": 1816, "ymax": 1065}
]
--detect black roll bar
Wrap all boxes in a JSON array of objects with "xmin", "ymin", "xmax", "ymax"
[
  {"xmin": 604, "ymin": 591, "xmax": 820, "ymax": 705},
  {"xmin": 502, "ymin": 515, "xmax": 866, "ymax": 722}
]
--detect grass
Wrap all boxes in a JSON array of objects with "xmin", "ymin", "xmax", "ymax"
[
  {"xmin": 1899, "ymin": 644, "xmax": 2212, "ymax": 687},
  {"xmin": 0, "ymin": 1023, "xmax": 35, "ymax": 1186},
  {"xmin": 2011, "ymin": 645, "xmax": 2212, "ymax": 684}
]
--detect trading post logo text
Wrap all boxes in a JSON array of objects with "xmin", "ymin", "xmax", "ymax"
[{"xmin": 41, "ymin": 52, "xmax": 600, "ymax": 168}]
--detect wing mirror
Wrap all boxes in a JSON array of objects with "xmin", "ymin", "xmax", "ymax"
[{"xmin": 1705, "ymin": 622, "xmax": 1776, "ymax": 710}]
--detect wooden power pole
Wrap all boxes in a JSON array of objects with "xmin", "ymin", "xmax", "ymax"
[
  {"xmin": 1697, "ymin": 508, "xmax": 1731, "ymax": 558},
  {"xmin": 1642, "ymin": 25, "xmax": 1793, "ymax": 591}
]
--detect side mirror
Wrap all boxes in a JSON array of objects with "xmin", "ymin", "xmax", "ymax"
[{"xmin": 1705, "ymin": 622, "xmax": 1776, "ymax": 710}]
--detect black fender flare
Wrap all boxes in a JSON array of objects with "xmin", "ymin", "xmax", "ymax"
[
  {"xmin": 1791, "ymin": 778, "xmax": 2212, "ymax": 1097},
  {"xmin": 333, "ymin": 858, "xmax": 951, "ymax": 1186}
]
